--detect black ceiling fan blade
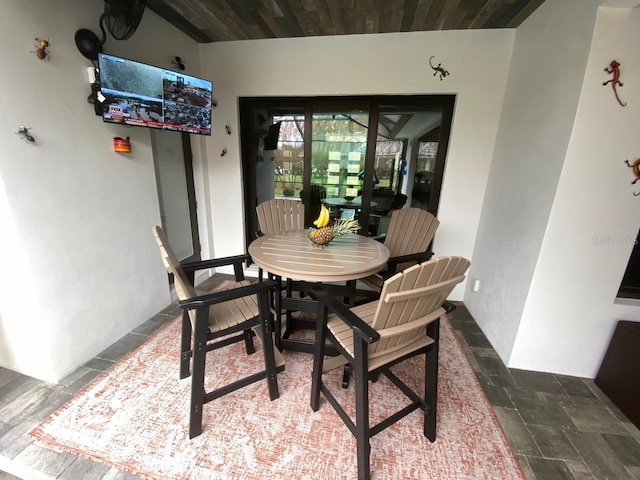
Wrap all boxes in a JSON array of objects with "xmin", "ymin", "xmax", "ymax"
[{"xmin": 103, "ymin": 0, "xmax": 146, "ymax": 40}]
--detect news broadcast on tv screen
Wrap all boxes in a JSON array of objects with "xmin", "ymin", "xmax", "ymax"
[{"xmin": 98, "ymin": 53, "xmax": 213, "ymax": 135}]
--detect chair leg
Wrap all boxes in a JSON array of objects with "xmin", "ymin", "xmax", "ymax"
[
  {"xmin": 424, "ymin": 318, "xmax": 440, "ymax": 442},
  {"xmin": 180, "ymin": 311, "xmax": 192, "ymax": 379},
  {"xmin": 310, "ymin": 302, "xmax": 329, "ymax": 412},
  {"xmin": 342, "ymin": 364, "xmax": 351, "ymax": 388},
  {"xmin": 339, "ymin": 279, "xmax": 358, "ymax": 388},
  {"xmin": 189, "ymin": 307, "xmax": 209, "ymax": 439},
  {"xmin": 284, "ymin": 278, "xmax": 293, "ymax": 337},
  {"xmin": 345, "ymin": 279, "xmax": 357, "ymax": 306},
  {"xmin": 266, "ymin": 272, "xmax": 276, "ymax": 310},
  {"xmin": 274, "ymin": 275, "xmax": 282, "ymax": 350},
  {"xmin": 243, "ymin": 329, "xmax": 255, "ymax": 355},
  {"xmin": 353, "ymin": 337, "xmax": 371, "ymax": 480},
  {"xmin": 257, "ymin": 288, "xmax": 279, "ymax": 401},
  {"xmin": 339, "ymin": 280, "xmax": 360, "ymax": 386}
]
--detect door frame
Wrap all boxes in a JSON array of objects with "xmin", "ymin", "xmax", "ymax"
[{"xmin": 180, "ymin": 132, "xmax": 201, "ymax": 264}]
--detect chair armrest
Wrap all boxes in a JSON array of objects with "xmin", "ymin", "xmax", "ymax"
[
  {"xmin": 181, "ymin": 253, "xmax": 250, "ymax": 272},
  {"xmin": 179, "ymin": 279, "xmax": 278, "ymax": 310},
  {"xmin": 181, "ymin": 254, "xmax": 250, "ymax": 281},
  {"xmin": 309, "ymin": 287, "xmax": 380, "ymax": 344},
  {"xmin": 370, "ymin": 234, "xmax": 386, "ymax": 243},
  {"xmin": 386, "ymin": 250, "xmax": 434, "ymax": 275},
  {"xmin": 442, "ymin": 300, "xmax": 456, "ymax": 313}
]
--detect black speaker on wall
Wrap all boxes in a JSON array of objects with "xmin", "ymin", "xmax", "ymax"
[{"xmin": 263, "ymin": 122, "xmax": 282, "ymax": 151}]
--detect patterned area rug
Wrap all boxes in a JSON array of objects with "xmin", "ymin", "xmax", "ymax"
[{"xmin": 31, "ymin": 306, "xmax": 524, "ymax": 479}]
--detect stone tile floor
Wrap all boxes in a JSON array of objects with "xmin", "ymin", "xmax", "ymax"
[
  {"xmin": 0, "ymin": 275, "xmax": 638, "ymax": 479},
  {"xmin": 448, "ymin": 304, "xmax": 640, "ymax": 480}
]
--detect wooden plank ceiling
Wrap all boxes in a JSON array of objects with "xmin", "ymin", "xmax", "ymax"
[{"xmin": 145, "ymin": 0, "xmax": 546, "ymax": 43}]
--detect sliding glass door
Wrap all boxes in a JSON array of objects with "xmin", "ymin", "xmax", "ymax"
[{"xmin": 239, "ymin": 95, "xmax": 455, "ymax": 251}]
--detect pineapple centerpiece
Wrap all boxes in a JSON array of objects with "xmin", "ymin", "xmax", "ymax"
[{"xmin": 309, "ymin": 205, "xmax": 360, "ymax": 247}]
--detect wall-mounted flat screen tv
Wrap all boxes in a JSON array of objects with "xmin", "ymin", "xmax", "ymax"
[{"xmin": 97, "ymin": 53, "xmax": 213, "ymax": 135}]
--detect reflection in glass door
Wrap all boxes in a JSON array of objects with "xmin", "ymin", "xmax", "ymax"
[
  {"xmin": 272, "ymin": 114, "xmax": 305, "ymax": 201},
  {"xmin": 253, "ymin": 111, "xmax": 306, "ymax": 206},
  {"xmin": 372, "ymin": 105, "xmax": 445, "ymax": 236},
  {"xmin": 310, "ymin": 109, "xmax": 369, "ymax": 224}
]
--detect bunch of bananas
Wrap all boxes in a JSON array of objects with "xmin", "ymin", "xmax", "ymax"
[{"xmin": 313, "ymin": 205, "xmax": 330, "ymax": 228}]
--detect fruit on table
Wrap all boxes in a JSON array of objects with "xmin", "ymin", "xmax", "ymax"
[
  {"xmin": 309, "ymin": 219, "xmax": 360, "ymax": 246},
  {"xmin": 313, "ymin": 204, "xmax": 330, "ymax": 228}
]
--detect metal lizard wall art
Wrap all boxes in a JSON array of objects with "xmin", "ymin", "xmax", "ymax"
[
  {"xmin": 429, "ymin": 56, "xmax": 449, "ymax": 80},
  {"xmin": 603, "ymin": 60, "xmax": 627, "ymax": 107},
  {"xmin": 625, "ymin": 159, "xmax": 640, "ymax": 196}
]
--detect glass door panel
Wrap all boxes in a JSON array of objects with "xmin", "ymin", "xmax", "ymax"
[
  {"xmin": 240, "ymin": 100, "xmax": 306, "ymax": 242},
  {"xmin": 413, "ymin": 139, "xmax": 439, "ymax": 211},
  {"xmin": 372, "ymin": 105, "xmax": 444, "ymax": 236},
  {"xmin": 370, "ymin": 136, "xmax": 405, "ymax": 235},
  {"xmin": 253, "ymin": 108, "xmax": 305, "ymax": 207},
  {"xmin": 272, "ymin": 114, "xmax": 305, "ymax": 200},
  {"xmin": 311, "ymin": 109, "xmax": 369, "ymax": 224}
]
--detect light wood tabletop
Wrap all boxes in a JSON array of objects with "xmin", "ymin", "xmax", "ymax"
[{"xmin": 249, "ymin": 229, "xmax": 390, "ymax": 283}]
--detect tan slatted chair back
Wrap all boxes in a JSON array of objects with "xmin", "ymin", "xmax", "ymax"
[
  {"xmin": 153, "ymin": 226, "xmax": 200, "ymax": 326},
  {"xmin": 384, "ymin": 208, "xmax": 440, "ymax": 258},
  {"xmin": 153, "ymin": 225, "xmax": 197, "ymax": 302},
  {"xmin": 369, "ymin": 256, "xmax": 469, "ymax": 358},
  {"xmin": 310, "ymin": 184, "xmax": 327, "ymax": 200},
  {"xmin": 153, "ymin": 226, "xmax": 266, "ymax": 343},
  {"xmin": 256, "ymin": 199, "xmax": 305, "ymax": 235}
]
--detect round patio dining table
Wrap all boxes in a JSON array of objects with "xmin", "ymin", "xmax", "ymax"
[
  {"xmin": 248, "ymin": 229, "xmax": 389, "ymax": 283},
  {"xmin": 249, "ymin": 229, "xmax": 390, "ymax": 354}
]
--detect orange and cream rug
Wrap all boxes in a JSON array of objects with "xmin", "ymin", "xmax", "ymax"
[{"xmin": 31, "ymin": 312, "xmax": 524, "ymax": 479}]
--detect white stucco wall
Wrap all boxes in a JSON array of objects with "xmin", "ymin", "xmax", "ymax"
[
  {"xmin": 463, "ymin": 0, "xmax": 604, "ymax": 363},
  {"xmin": 0, "ymin": 0, "xmax": 201, "ymax": 381},
  {"xmin": 198, "ymin": 30, "xmax": 516, "ymax": 301},
  {"xmin": 510, "ymin": 5, "xmax": 640, "ymax": 377}
]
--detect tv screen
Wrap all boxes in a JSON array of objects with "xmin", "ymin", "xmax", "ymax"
[{"xmin": 97, "ymin": 53, "xmax": 213, "ymax": 135}]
